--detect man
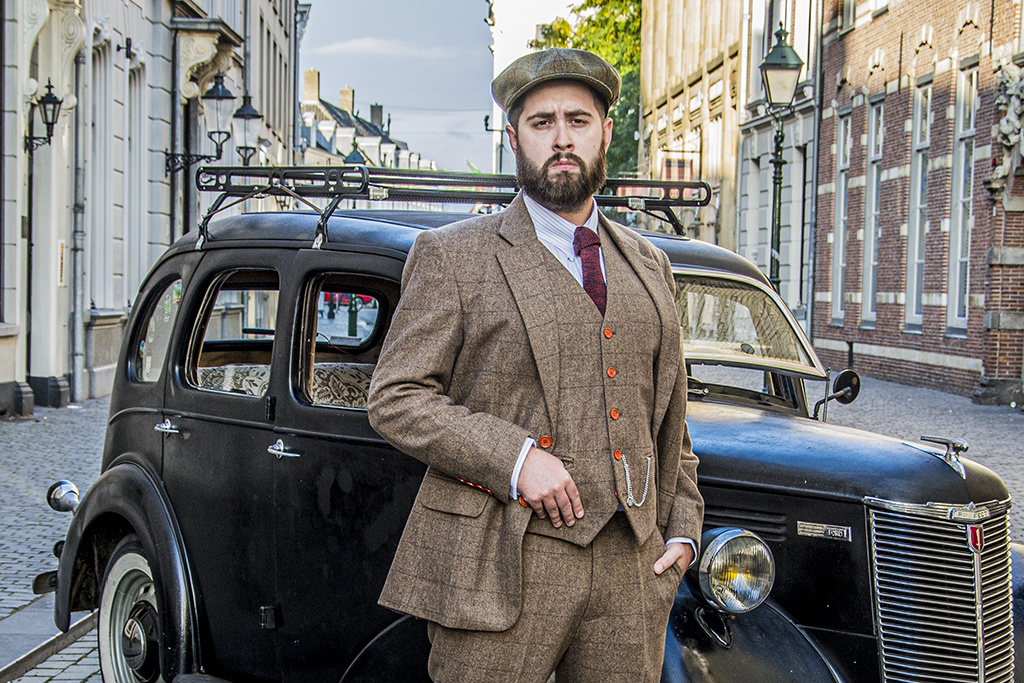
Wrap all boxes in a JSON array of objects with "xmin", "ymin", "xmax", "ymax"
[{"xmin": 367, "ymin": 47, "xmax": 703, "ymax": 682}]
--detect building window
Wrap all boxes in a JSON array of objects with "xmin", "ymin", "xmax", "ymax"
[
  {"xmin": 832, "ymin": 114, "xmax": 851, "ymax": 320},
  {"xmin": 906, "ymin": 83, "xmax": 931, "ymax": 325},
  {"xmin": 863, "ymin": 102, "xmax": 883, "ymax": 322},
  {"xmin": 89, "ymin": 41, "xmax": 114, "ymax": 310},
  {"xmin": 841, "ymin": 0, "xmax": 856, "ymax": 29},
  {"xmin": 949, "ymin": 68, "xmax": 977, "ymax": 329},
  {"xmin": 126, "ymin": 64, "xmax": 147, "ymax": 300}
]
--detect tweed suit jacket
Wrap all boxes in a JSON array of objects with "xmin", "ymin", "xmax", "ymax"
[{"xmin": 366, "ymin": 193, "xmax": 703, "ymax": 632}]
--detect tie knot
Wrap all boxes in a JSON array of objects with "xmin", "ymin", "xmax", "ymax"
[{"xmin": 573, "ymin": 226, "xmax": 601, "ymax": 256}]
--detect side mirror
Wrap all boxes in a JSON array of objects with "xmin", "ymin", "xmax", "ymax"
[
  {"xmin": 831, "ymin": 369, "xmax": 861, "ymax": 405},
  {"xmin": 812, "ymin": 369, "xmax": 861, "ymax": 419}
]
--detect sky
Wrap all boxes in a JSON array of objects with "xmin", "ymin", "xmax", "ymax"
[{"xmin": 299, "ymin": 1, "xmax": 500, "ymax": 172}]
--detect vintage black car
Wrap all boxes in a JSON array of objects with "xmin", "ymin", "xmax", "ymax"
[{"xmin": 37, "ymin": 167, "xmax": 1024, "ymax": 682}]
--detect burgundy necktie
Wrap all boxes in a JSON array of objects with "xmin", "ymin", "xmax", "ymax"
[{"xmin": 573, "ymin": 226, "xmax": 606, "ymax": 316}]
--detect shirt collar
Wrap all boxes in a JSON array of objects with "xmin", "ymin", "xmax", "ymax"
[{"xmin": 522, "ymin": 193, "xmax": 600, "ymax": 252}]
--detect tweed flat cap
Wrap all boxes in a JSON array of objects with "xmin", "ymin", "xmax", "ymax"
[{"xmin": 492, "ymin": 48, "xmax": 621, "ymax": 114}]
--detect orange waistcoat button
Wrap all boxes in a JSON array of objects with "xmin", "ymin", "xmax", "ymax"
[
  {"xmin": 610, "ymin": 408, "xmax": 619, "ymax": 420},
  {"xmin": 538, "ymin": 435, "xmax": 553, "ymax": 449},
  {"xmin": 519, "ymin": 496, "xmax": 530, "ymax": 507},
  {"xmin": 607, "ymin": 367, "xmax": 616, "ymax": 378},
  {"xmin": 603, "ymin": 327, "xmax": 613, "ymax": 339},
  {"xmin": 613, "ymin": 449, "xmax": 622, "ymax": 460}
]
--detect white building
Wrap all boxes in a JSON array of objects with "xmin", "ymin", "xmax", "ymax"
[
  {"xmin": 0, "ymin": 0, "xmax": 305, "ymax": 415},
  {"xmin": 486, "ymin": 0, "xmax": 574, "ymax": 174}
]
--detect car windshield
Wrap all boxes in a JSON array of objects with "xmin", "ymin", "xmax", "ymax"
[{"xmin": 673, "ymin": 272, "xmax": 822, "ymax": 378}]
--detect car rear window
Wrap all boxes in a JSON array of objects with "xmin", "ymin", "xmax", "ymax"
[{"xmin": 134, "ymin": 279, "xmax": 183, "ymax": 383}]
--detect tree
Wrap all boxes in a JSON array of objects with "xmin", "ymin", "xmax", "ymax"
[{"xmin": 530, "ymin": 0, "xmax": 641, "ymax": 177}]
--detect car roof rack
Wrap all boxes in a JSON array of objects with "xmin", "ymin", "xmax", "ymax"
[{"xmin": 194, "ymin": 165, "xmax": 711, "ymax": 248}]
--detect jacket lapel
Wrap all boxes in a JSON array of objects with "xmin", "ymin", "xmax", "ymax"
[
  {"xmin": 496, "ymin": 194, "xmax": 561, "ymax": 430},
  {"xmin": 601, "ymin": 215, "xmax": 681, "ymax": 433}
]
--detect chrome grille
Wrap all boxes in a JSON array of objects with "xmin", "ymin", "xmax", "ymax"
[{"xmin": 868, "ymin": 499, "xmax": 1014, "ymax": 683}]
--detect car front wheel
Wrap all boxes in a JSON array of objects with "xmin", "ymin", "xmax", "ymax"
[{"xmin": 99, "ymin": 535, "xmax": 164, "ymax": 683}]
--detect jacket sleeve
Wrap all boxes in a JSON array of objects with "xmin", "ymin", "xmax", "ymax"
[
  {"xmin": 654, "ymin": 247, "xmax": 705, "ymax": 545},
  {"xmin": 367, "ymin": 228, "xmax": 529, "ymax": 503}
]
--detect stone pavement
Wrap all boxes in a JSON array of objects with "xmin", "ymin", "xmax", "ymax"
[
  {"xmin": 0, "ymin": 378, "xmax": 1022, "ymax": 681},
  {"xmin": 0, "ymin": 397, "xmax": 107, "ymax": 683}
]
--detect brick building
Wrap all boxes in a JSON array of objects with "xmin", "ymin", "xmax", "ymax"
[{"xmin": 814, "ymin": 0, "xmax": 1024, "ymax": 402}]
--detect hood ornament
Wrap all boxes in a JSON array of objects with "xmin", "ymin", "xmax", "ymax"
[{"xmin": 917, "ymin": 435, "xmax": 969, "ymax": 479}]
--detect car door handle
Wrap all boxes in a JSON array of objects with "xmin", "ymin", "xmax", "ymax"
[
  {"xmin": 154, "ymin": 419, "xmax": 180, "ymax": 434},
  {"xmin": 268, "ymin": 439, "xmax": 300, "ymax": 459}
]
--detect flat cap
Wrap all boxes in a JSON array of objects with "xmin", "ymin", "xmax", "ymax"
[{"xmin": 492, "ymin": 48, "xmax": 621, "ymax": 114}]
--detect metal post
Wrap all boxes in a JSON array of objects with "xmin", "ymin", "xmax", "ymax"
[{"xmin": 769, "ymin": 114, "xmax": 786, "ymax": 292}]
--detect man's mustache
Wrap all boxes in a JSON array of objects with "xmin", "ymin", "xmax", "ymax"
[{"xmin": 544, "ymin": 153, "xmax": 587, "ymax": 173}]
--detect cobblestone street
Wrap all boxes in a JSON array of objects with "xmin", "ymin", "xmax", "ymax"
[
  {"xmin": 0, "ymin": 377, "xmax": 1022, "ymax": 681},
  {"xmin": 0, "ymin": 397, "xmax": 107, "ymax": 683}
]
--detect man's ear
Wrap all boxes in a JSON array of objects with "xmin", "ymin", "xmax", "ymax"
[
  {"xmin": 603, "ymin": 117, "xmax": 613, "ymax": 151},
  {"xmin": 506, "ymin": 124, "xmax": 518, "ymax": 154}
]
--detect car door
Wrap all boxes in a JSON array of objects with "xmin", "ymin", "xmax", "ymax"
[
  {"xmin": 161, "ymin": 252, "xmax": 285, "ymax": 682},
  {"xmin": 271, "ymin": 250, "xmax": 428, "ymax": 682},
  {"xmin": 103, "ymin": 254, "xmax": 198, "ymax": 472}
]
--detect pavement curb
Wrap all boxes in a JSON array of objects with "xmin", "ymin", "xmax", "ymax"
[{"xmin": 0, "ymin": 612, "xmax": 97, "ymax": 683}]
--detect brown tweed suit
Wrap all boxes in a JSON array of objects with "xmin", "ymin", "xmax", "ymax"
[{"xmin": 367, "ymin": 194, "xmax": 703, "ymax": 637}]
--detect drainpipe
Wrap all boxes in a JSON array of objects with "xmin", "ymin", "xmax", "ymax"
[
  {"xmin": 805, "ymin": 0, "xmax": 824, "ymax": 345},
  {"xmin": 169, "ymin": 27, "xmax": 178, "ymax": 242},
  {"xmin": 71, "ymin": 50, "xmax": 85, "ymax": 402},
  {"xmin": 25, "ymin": 111, "xmax": 34, "ymax": 381}
]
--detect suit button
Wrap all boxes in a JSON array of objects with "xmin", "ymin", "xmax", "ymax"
[
  {"xmin": 607, "ymin": 367, "xmax": 616, "ymax": 378},
  {"xmin": 610, "ymin": 409, "xmax": 619, "ymax": 420},
  {"xmin": 613, "ymin": 449, "xmax": 622, "ymax": 460},
  {"xmin": 603, "ymin": 327, "xmax": 613, "ymax": 339},
  {"xmin": 519, "ymin": 496, "xmax": 530, "ymax": 507},
  {"xmin": 538, "ymin": 435, "xmax": 553, "ymax": 448},
  {"xmin": 614, "ymin": 490, "xmax": 619, "ymax": 498}
]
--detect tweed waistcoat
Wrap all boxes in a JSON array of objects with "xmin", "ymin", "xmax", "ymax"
[{"xmin": 526, "ymin": 229, "xmax": 662, "ymax": 546}]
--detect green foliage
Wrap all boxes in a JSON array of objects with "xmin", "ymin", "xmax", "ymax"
[{"xmin": 530, "ymin": 0, "xmax": 641, "ymax": 177}]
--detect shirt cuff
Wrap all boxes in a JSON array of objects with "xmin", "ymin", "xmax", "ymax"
[
  {"xmin": 665, "ymin": 537, "xmax": 698, "ymax": 567},
  {"xmin": 510, "ymin": 437, "xmax": 535, "ymax": 499}
]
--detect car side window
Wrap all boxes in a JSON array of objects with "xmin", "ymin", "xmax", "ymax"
[
  {"xmin": 191, "ymin": 270, "xmax": 280, "ymax": 397},
  {"xmin": 134, "ymin": 279, "xmax": 183, "ymax": 382},
  {"xmin": 304, "ymin": 275, "xmax": 387, "ymax": 410}
]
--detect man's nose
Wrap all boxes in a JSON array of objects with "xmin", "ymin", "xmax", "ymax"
[{"xmin": 553, "ymin": 121, "xmax": 573, "ymax": 150}]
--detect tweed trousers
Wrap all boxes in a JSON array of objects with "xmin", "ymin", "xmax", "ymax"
[{"xmin": 425, "ymin": 515, "xmax": 683, "ymax": 683}]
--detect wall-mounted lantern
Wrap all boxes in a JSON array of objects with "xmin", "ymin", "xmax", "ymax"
[
  {"xmin": 164, "ymin": 73, "xmax": 235, "ymax": 175},
  {"xmin": 24, "ymin": 80, "xmax": 64, "ymax": 152}
]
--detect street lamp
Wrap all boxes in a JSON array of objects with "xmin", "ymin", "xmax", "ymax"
[
  {"xmin": 759, "ymin": 24, "xmax": 804, "ymax": 292},
  {"xmin": 164, "ymin": 73, "xmax": 236, "ymax": 175},
  {"xmin": 232, "ymin": 94, "xmax": 262, "ymax": 166},
  {"xmin": 24, "ymin": 80, "xmax": 63, "ymax": 151}
]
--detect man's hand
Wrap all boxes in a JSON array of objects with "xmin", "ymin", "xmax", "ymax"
[
  {"xmin": 516, "ymin": 447, "xmax": 584, "ymax": 528},
  {"xmin": 654, "ymin": 542, "xmax": 694, "ymax": 575}
]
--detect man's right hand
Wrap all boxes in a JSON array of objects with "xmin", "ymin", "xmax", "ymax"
[{"xmin": 516, "ymin": 447, "xmax": 584, "ymax": 528}]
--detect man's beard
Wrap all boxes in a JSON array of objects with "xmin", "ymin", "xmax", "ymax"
[{"xmin": 516, "ymin": 147, "xmax": 607, "ymax": 214}]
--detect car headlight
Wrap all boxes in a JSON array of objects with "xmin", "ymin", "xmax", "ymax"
[{"xmin": 698, "ymin": 528, "xmax": 775, "ymax": 614}]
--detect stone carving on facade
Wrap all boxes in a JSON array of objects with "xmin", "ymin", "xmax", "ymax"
[
  {"xmin": 985, "ymin": 62, "xmax": 1023, "ymax": 195},
  {"xmin": 51, "ymin": 1, "xmax": 86, "ymax": 106},
  {"xmin": 21, "ymin": 0, "xmax": 50, "ymax": 102},
  {"xmin": 178, "ymin": 32, "xmax": 234, "ymax": 104}
]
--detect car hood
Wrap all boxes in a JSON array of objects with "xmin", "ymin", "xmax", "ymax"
[{"xmin": 687, "ymin": 400, "xmax": 1009, "ymax": 506}]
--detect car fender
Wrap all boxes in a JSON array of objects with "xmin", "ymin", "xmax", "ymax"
[
  {"xmin": 662, "ymin": 578, "xmax": 839, "ymax": 683},
  {"xmin": 338, "ymin": 614, "xmax": 431, "ymax": 682},
  {"xmin": 55, "ymin": 457, "xmax": 198, "ymax": 679}
]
